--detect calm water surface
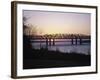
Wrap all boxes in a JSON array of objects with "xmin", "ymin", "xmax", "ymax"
[{"xmin": 31, "ymin": 39, "xmax": 90, "ymax": 55}]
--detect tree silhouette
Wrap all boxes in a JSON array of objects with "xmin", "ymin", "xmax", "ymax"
[{"xmin": 23, "ymin": 17, "xmax": 33, "ymax": 59}]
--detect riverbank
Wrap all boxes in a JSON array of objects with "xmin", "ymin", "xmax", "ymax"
[{"xmin": 23, "ymin": 48, "xmax": 91, "ymax": 69}]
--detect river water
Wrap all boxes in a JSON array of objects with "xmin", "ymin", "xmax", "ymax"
[{"xmin": 31, "ymin": 39, "xmax": 90, "ymax": 55}]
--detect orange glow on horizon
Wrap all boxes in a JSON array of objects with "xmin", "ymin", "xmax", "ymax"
[{"xmin": 24, "ymin": 10, "xmax": 90, "ymax": 36}]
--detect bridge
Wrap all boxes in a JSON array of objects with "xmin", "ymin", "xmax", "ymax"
[{"xmin": 29, "ymin": 34, "xmax": 90, "ymax": 46}]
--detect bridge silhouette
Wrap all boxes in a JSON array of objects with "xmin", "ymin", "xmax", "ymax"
[{"xmin": 30, "ymin": 34, "xmax": 90, "ymax": 46}]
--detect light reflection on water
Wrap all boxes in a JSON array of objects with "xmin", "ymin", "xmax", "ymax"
[{"xmin": 31, "ymin": 39, "xmax": 90, "ymax": 55}]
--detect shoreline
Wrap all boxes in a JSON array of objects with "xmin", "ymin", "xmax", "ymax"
[{"xmin": 23, "ymin": 48, "xmax": 91, "ymax": 69}]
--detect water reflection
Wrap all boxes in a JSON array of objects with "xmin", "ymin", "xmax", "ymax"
[{"xmin": 31, "ymin": 39, "xmax": 90, "ymax": 55}]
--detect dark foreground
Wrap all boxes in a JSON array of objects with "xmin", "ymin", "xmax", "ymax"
[{"xmin": 23, "ymin": 48, "xmax": 91, "ymax": 69}]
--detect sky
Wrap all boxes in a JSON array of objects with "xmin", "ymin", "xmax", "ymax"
[{"xmin": 23, "ymin": 10, "xmax": 91, "ymax": 35}]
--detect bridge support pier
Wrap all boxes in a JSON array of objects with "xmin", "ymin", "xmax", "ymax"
[
  {"xmin": 53, "ymin": 38, "xmax": 55, "ymax": 46},
  {"xmin": 49, "ymin": 38, "xmax": 51, "ymax": 46},
  {"xmin": 71, "ymin": 39, "xmax": 73, "ymax": 45},
  {"xmin": 79, "ymin": 38, "xmax": 82, "ymax": 45},
  {"xmin": 75, "ymin": 38, "xmax": 77, "ymax": 45},
  {"xmin": 46, "ymin": 38, "xmax": 48, "ymax": 48}
]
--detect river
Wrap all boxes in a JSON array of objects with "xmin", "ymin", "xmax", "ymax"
[{"xmin": 31, "ymin": 39, "xmax": 90, "ymax": 55}]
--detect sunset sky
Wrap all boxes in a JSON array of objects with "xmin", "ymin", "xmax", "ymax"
[{"xmin": 23, "ymin": 10, "xmax": 91, "ymax": 35}]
